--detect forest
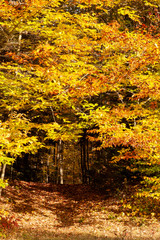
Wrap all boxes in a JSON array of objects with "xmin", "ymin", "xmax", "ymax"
[{"xmin": 0, "ymin": 0, "xmax": 160, "ymax": 239}]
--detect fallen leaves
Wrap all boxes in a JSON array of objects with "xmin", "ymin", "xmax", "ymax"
[{"xmin": 0, "ymin": 181, "xmax": 160, "ymax": 239}]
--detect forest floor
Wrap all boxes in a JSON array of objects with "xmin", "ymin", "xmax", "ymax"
[{"xmin": 0, "ymin": 181, "xmax": 160, "ymax": 240}]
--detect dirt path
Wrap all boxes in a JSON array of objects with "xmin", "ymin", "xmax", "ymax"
[{"xmin": 0, "ymin": 181, "xmax": 160, "ymax": 240}]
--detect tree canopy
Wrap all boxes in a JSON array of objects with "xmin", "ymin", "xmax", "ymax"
[{"xmin": 0, "ymin": 0, "xmax": 160, "ymax": 201}]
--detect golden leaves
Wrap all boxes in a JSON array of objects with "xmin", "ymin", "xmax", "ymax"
[{"xmin": 0, "ymin": 0, "xmax": 159, "ymax": 170}]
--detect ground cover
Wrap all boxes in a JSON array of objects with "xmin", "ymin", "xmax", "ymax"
[{"xmin": 0, "ymin": 181, "xmax": 160, "ymax": 240}]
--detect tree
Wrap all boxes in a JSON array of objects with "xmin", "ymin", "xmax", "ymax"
[{"xmin": 0, "ymin": 0, "xmax": 159, "ymax": 199}]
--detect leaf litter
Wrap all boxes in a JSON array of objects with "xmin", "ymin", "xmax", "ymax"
[{"xmin": 0, "ymin": 180, "xmax": 160, "ymax": 240}]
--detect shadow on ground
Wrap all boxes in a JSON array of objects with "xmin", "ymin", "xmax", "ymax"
[
  {"xmin": 5, "ymin": 228, "xmax": 157, "ymax": 240},
  {"xmin": 1, "ymin": 181, "xmax": 107, "ymax": 227},
  {"xmin": 1, "ymin": 181, "xmax": 160, "ymax": 240}
]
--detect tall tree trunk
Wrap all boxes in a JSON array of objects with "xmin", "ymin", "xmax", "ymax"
[
  {"xmin": 10, "ymin": 164, "xmax": 13, "ymax": 180},
  {"xmin": 81, "ymin": 130, "xmax": 88, "ymax": 184},
  {"xmin": 57, "ymin": 140, "xmax": 64, "ymax": 184},
  {"xmin": 0, "ymin": 163, "xmax": 7, "ymax": 197},
  {"xmin": 46, "ymin": 154, "xmax": 50, "ymax": 183},
  {"xmin": 17, "ymin": 31, "xmax": 22, "ymax": 54},
  {"xmin": 53, "ymin": 142, "xmax": 59, "ymax": 184},
  {"xmin": 23, "ymin": 153, "xmax": 30, "ymax": 181},
  {"xmin": 72, "ymin": 159, "xmax": 75, "ymax": 184},
  {"xmin": 86, "ymin": 138, "xmax": 90, "ymax": 184}
]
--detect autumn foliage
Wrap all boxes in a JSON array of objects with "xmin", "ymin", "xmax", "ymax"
[{"xmin": 0, "ymin": 0, "xmax": 159, "ymax": 212}]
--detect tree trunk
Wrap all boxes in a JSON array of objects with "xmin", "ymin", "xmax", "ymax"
[
  {"xmin": 57, "ymin": 140, "xmax": 64, "ymax": 184},
  {"xmin": 86, "ymin": 138, "xmax": 90, "ymax": 184},
  {"xmin": 0, "ymin": 163, "xmax": 7, "ymax": 197},
  {"xmin": 17, "ymin": 31, "xmax": 22, "ymax": 54},
  {"xmin": 81, "ymin": 130, "xmax": 88, "ymax": 184},
  {"xmin": 53, "ymin": 142, "xmax": 59, "ymax": 184},
  {"xmin": 23, "ymin": 153, "xmax": 30, "ymax": 181},
  {"xmin": 72, "ymin": 159, "xmax": 75, "ymax": 184},
  {"xmin": 46, "ymin": 154, "xmax": 50, "ymax": 183}
]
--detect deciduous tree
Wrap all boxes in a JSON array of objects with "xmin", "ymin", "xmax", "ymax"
[{"xmin": 0, "ymin": 0, "xmax": 159, "ymax": 199}]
